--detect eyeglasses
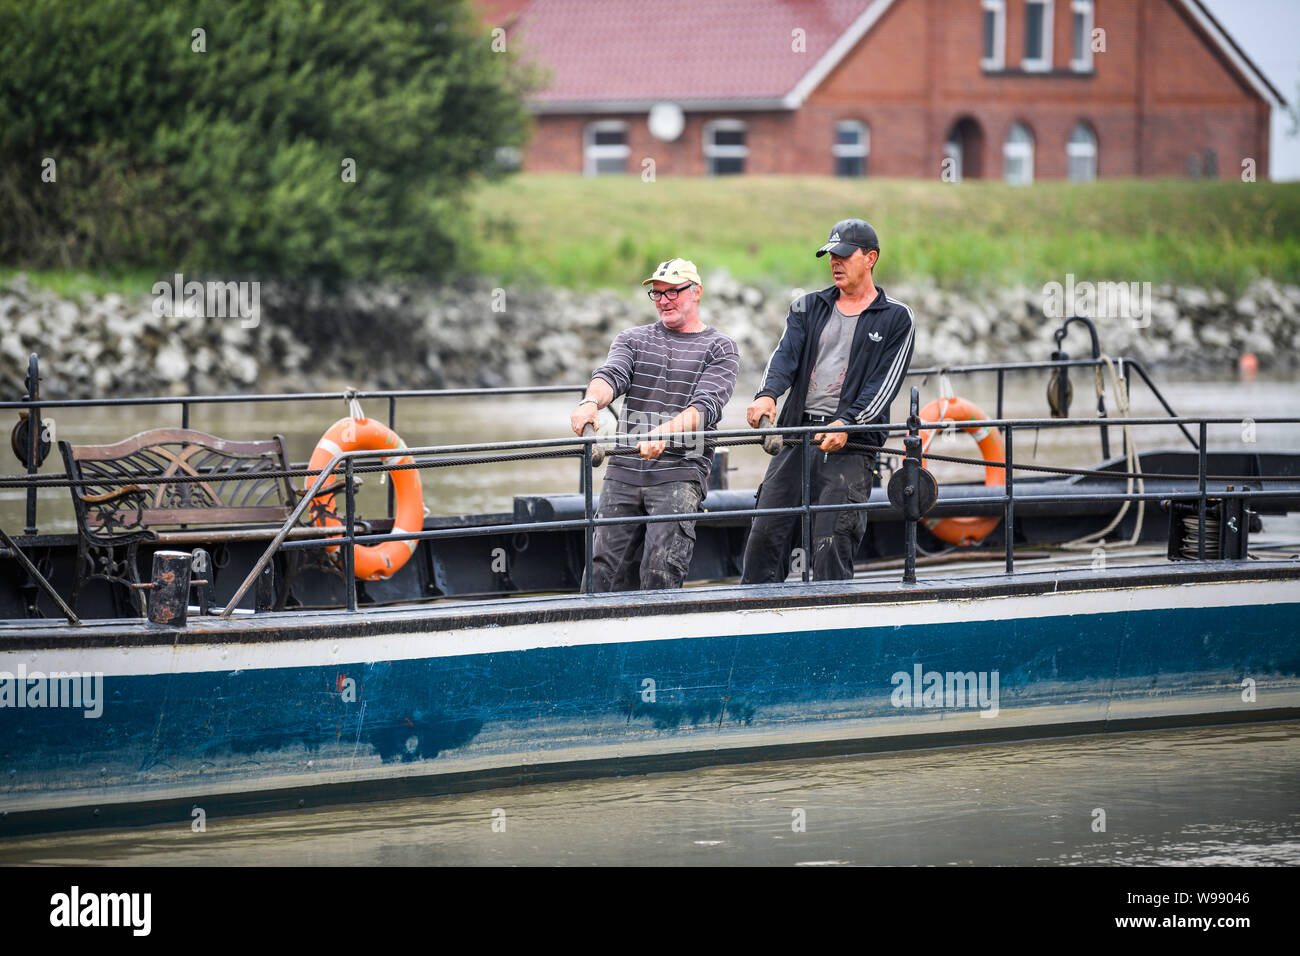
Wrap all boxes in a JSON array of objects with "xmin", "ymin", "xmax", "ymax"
[{"xmin": 647, "ymin": 282, "xmax": 693, "ymax": 302}]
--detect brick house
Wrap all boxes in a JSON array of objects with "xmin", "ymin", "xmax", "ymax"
[{"xmin": 489, "ymin": 0, "xmax": 1283, "ymax": 180}]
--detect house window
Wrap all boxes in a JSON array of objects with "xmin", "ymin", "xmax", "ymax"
[
  {"xmin": 1067, "ymin": 122, "xmax": 1097, "ymax": 181},
  {"xmin": 833, "ymin": 121, "xmax": 869, "ymax": 177},
  {"xmin": 1071, "ymin": 0, "xmax": 1094, "ymax": 71},
  {"xmin": 1022, "ymin": 0, "xmax": 1053, "ymax": 72},
  {"xmin": 1004, "ymin": 123, "xmax": 1034, "ymax": 184},
  {"xmin": 981, "ymin": 0, "xmax": 1005, "ymax": 70},
  {"xmin": 584, "ymin": 121, "xmax": 629, "ymax": 175},
  {"xmin": 704, "ymin": 120, "xmax": 747, "ymax": 175}
]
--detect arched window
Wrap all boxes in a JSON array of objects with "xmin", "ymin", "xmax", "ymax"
[
  {"xmin": 1003, "ymin": 123, "xmax": 1034, "ymax": 185},
  {"xmin": 1067, "ymin": 122, "xmax": 1097, "ymax": 181},
  {"xmin": 584, "ymin": 121, "xmax": 628, "ymax": 176},
  {"xmin": 833, "ymin": 121, "xmax": 869, "ymax": 177},
  {"xmin": 704, "ymin": 120, "xmax": 747, "ymax": 175}
]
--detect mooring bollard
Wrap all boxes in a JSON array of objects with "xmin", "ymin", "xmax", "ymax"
[
  {"xmin": 190, "ymin": 548, "xmax": 213, "ymax": 615},
  {"xmin": 902, "ymin": 387, "xmax": 922, "ymax": 585},
  {"xmin": 256, "ymin": 562, "xmax": 276, "ymax": 612},
  {"xmin": 147, "ymin": 550, "xmax": 192, "ymax": 627}
]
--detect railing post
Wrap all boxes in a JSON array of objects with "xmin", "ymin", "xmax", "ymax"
[
  {"xmin": 387, "ymin": 395, "xmax": 397, "ymax": 520},
  {"xmin": 800, "ymin": 429, "xmax": 812, "ymax": 583},
  {"xmin": 582, "ymin": 443, "xmax": 594, "ymax": 593},
  {"xmin": 1197, "ymin": 421, "xmax": 1208, "ymax": 560},
  {"xmin": 902, "ymin": 386, "xmax": 921, "ymax": 585},
  {"xmin": 995, "ymin": 368, "xmax": 1004, "ymax": 421},
  {"xmin": 24, "ymin": 354, "xmax": 39, "ymax": 535},
  {"xmin": 181, "ymin": 400, "xmax": 189, "ymax": 430},
  {"xmin": 1004, "ymin": 424, "xmax": 1015, "ymax": 574},
  {"xmin": 344, "ymin": 456, "xmax": 357, "ymax": 610}
]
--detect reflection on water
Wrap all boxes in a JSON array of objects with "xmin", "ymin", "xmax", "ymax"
[
  {"xmin": 1, "ymin": 722, "xmax": 1297, "ymax": 866},
  {"xmin": 5, "ymin": 374, "xmax": 1299, "ymax": 534}
]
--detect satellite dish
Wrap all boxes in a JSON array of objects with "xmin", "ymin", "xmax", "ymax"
[{"xmin": 648, "ymin": 102, "xmax": 685, "ymax": 142}]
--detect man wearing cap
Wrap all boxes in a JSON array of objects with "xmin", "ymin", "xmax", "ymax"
[
  {"xmin": 741, "ymin": 219, "xmax": 914, "ymax": 583},
  {"xmin": 570, "ymin": 258, "xmax": 740, "ymax": 591}
]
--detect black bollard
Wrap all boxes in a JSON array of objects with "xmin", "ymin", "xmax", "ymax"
[
  {"xmin": 902, "ymin": 386, "xmax": 922, "ymax": 585},
  {"xmin": 255, "ymin": 561, "xmax": 276, "ymax": 612},
  {"xmin": 148, "ymin": 550, "xmax": 192, "ymax": 627}
]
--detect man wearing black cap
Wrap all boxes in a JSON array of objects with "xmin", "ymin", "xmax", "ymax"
[{"xmin": 741, "ymin": 219, "xmax": 914, "ymax": 583}]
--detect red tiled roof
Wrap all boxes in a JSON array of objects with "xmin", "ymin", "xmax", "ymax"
[{"xmin": 512, "ymin": 0, "xmax": 885, "ymax": 110}]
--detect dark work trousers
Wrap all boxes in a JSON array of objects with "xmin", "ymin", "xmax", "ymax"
[
  {"xmin": 741, "ymin": 445, "xmax": 874, "ymax": 583},
  {"xmin": 586, "ymin": 479, "xmax": 703, "ymax": 591}
]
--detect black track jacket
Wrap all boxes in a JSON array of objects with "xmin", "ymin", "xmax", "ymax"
[{"xmin": 756, "ymin": 284, "xmax": 915, "ymax": 454}]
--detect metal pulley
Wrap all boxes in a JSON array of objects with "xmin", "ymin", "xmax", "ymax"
[
  {"xmin": 1046, "ymin": 349, "xmax": 1072, "ymax": 418},
  {"xmin": 11, "ymin": 410, "xmax": 51, "ymax": 468},
  {"xmin": 888, "ymin": 464, "xmax": 939, "ymax": 517}
]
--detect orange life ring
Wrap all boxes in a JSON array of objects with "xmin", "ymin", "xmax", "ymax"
[
  {"xmin": 918, "ymin": 397, "xmax": 1005, "ymax": 547},
  {"xmin": 308, "ymin": 417, "xmax": 424, "ymax": 580}
]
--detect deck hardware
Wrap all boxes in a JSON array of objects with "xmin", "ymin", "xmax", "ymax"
[
  {"xmin": 256, "ymin": 562, "xmax": 276, "ymax": 613},
  {"xmin": 580, "ymin": 423, "xmax": 605, "ymax": 467},
  {"xmin": 901, "ymin": 387, "xmax": 924, "ymax": 584},
  {"xmin": 146, "ymin": 550, "xmax": 193, "ymax": 626},
  {"xmin": 759, "ymin": 412, "xmax": 782, "ymax": 455}
]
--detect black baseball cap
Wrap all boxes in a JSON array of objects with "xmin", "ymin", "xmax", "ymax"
[{"xmin": 815, "ymin": 218, "xmax": 880, "ymax": 257}]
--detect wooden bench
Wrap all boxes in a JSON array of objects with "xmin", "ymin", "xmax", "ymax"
[{"xmin": 59, "ymin": 428, "xmax": 351, "ymax": 615}]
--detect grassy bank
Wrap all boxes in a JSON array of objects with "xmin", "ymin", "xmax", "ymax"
[
  {"xmin": 469, "ymin": 175, "xmax": 1300, "ymax": 293},
  {"xmin": 6, "ymin": 177, "xmax": 1298, "ymax": 298}
]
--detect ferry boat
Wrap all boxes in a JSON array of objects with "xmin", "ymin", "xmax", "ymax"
[{"xmin": 2, "ymin": 320, "xmax": 1298, "ymax": 836}]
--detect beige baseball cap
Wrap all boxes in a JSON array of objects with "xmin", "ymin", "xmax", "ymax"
[{"xmin": 642, "ymin": 258, "xmax": 702, "ymax": 289}]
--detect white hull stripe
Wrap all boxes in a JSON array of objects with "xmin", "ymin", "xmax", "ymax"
[{"xmin": 4, "ymin": 579, "xmax": 1293, "ymax": 678}]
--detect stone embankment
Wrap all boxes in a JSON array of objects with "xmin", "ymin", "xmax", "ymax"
[{"xmin": 2, "ymin": 273, "xmax": 1297, "ymax": 399}]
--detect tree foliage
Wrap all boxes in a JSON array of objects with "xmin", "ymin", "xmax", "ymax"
[{"xmin": 0, "ymin": 0, "xmax": 530, "ymax": 279}]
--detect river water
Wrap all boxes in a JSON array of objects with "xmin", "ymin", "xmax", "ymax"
[
  {"xmin": 2, "ymin": 372, "xmax": 1298, "ymax": 865},
  {"xmin": 7, "ymin": 372, "xmax": 1300, "ymax": 533},
  {"xmin": 1, "ymin": 722, "xmax": 1297, "ymax": 866}
]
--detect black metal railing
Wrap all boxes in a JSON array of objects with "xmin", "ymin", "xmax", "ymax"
[
  {"xmin": 6, "ymin": 347, "xmax": 1297, "ymax": 623},
  {"xmin": 2, "ymin": 335, "xmax": 1189, "ymax": 538},
  {"xmin": 209, "ymin": 396, "xmax": 1299, "ymax": 617}
]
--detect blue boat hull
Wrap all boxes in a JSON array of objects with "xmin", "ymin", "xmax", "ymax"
[{"xmin": 2, "ymin": 562, "xmax": 1298, "ymax": 833}]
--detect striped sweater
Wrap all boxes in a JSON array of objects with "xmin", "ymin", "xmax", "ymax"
[{"xmin": 592, "ymin": 321, "xmax": 740, "ymax": 488}]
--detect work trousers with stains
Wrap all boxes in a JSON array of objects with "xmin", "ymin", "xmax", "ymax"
[
  {"xmin": 741, "ymin": 446, "xmax": 874, "ymax": 583},
  {"xmin": 586, "ymin": 479, "xmax": 703, "ymax": 592}
]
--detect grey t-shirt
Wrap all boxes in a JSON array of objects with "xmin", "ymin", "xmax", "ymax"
[{"xmin": 805, "ymin": 307, "xmax": 860, "ymax": 416}]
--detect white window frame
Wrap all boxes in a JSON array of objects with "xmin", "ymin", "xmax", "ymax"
[
  {"xmin": 980, "ymin": 0, "xmax": 1006, "ymax": 71},
  {"xmin": 1070, "ymin": 0, "xmax": 1094, "ymax": 72},
  {"xmin": 1066, "ymin": 122, "xmax": 1097, "ymax": 181},
  {"xmin": 1004, "ymin": 123, "xmax": 1035, "ymax": 185},
  {"xmin": 833, "ymin": 120, "xmax": 869, "ymax": 177},
  {"xmin": 1021, "ymin": 0, "xmax": 1053, "ymax": 73},
  {"xmin": 703, "ymin": 119, "xmax": 748, "ymax": 175},
  {"xmin": 583, "ymin": 120, "xmax": 629, "ymax": 176}
]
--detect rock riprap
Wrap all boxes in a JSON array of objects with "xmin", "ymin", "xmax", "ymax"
[{"xmin": 2, "ymin": 273, "xmax": 1296, "ymax": 398}]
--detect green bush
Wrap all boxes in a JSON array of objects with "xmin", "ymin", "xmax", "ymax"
[{"xmin": 0, "ymin": 0, "xmax": 529, "ymax": 280}]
